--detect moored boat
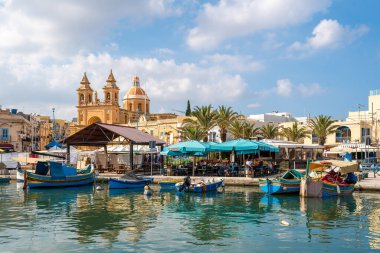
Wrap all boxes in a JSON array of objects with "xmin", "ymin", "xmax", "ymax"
[
  {"xmin": 158, "ymin": 179, "xmax": 183, "ymax": 189},
  {"xmin": 300, "ymin": 160, "xmax": 359, "ymax": 198},
  {"xmin": 25, "ymin": 161, "xmax": 95, "ymax": 188},
  {"xmin": 175, "ymin": 176, "xmax": 224, "ymax": 193},
  {"xmin": 259, "ymin": 169, "xmax": 303, "ymax": 195},
  {"xmin": 109, "ymin": 172, "xmax": 153, "ymax": 189}
]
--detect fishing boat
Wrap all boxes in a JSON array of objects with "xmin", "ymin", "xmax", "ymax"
[
  {"xmin": 109, "ymin": 172, "xmax": 153, "ymax": 189},
  {"xmin": 259, "ymin": 169, "xmax": 303, "ymax": 195},
  {"xmin": 300, "ymin": 160, "xmax": 359, "ymax": 198},
  {"xmin": 24, "ymin": 161, "xmax": 95, "ymax": 188},
  {"xmin": 175, "ymin": 176, "xmax": 224, "ymax": 193}
]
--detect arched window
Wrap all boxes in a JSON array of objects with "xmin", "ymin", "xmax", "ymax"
[
  {"xmin": 146, "ymin": 104, "xmax": 149, "ymax": 113},
  {"xmin": 129, "ymin": 103, "xmax": 133, "ymax": 111},
  {"xmin": 115, "ymin": 93, "xmax": 118, "ymax": 100},
  {"xmin": 80, "ymin": 94, "xmax": 84, "ymax": 102},
  {"xmin": 106, "ymin": 93, "xmax": 111, "ymax": 100},
  {"xmin": 336, "ymin": 126, "xmax": 351, "ymax": 143},
  {"xmin": 137, "ymin": 103, "xmax": 142, "ymax": 111},
  {"xmin": 88, "ymin": 94, "xmax": 92, "ymax": 103}
]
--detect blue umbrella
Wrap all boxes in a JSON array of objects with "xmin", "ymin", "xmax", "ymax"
[
  {"xmin": 210, "ymin": 138, "xmax": 259, "ymax": 152},
  {"xmin": 166, "ymin": 140, "xmax": 209, "ymax": 153}
]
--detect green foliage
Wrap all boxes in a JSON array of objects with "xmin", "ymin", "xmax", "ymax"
[
  {"xmin": 183, "ymin": 104, "xmax": 217, "ymax": 141},
  {"xmin": 281, "ymin": 122, "xmax": 311, "ymax": 143},
  {"xmin": 215, "ymin": 105, "xmax": 239, "ymax": 142},
  {"xmin": 260, "ymin": 124, "xmax": 280, "ymax": 139},
  {"xmin": 185, "ymin": 100, "xmax": 191, "ymax": 116},
  {"xmin": 309, "ymin": 115, "xmax": 338, "ymax": 146},
  {"xmin": 228, "ymin": 120, "xmax": 259, "ymax": 139}
]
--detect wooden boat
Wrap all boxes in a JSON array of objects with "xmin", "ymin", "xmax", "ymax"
[
  {"xmin": 175, "ymin": 176, "xmax": 224, "ymax": 193},
  {"xmin": 109, "ymin": 172, "xmax": 153, "ymax": 189},
  {"xmin": 259, "ymin": 169, "xmax": 303, "ymax": 195},
  {"xmin": 0, "ymin": 176, "xmax": 11, "ymax": 183},
  {"xmin": 300, "ymin": 160, "xmax": 359, "ymax": 198},
  {"xmin": 24, "ymin": 161, "xmax": 95, "ymax": 188}
]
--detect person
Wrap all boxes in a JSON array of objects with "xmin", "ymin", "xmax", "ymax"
[{"xmin": 245, "ymin": 159, "xmax": 253, "ymax": 177}]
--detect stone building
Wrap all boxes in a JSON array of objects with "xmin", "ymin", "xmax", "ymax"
[{"xmin": 71, "ymin": 71, "xmax": 187, "ymax": 144}]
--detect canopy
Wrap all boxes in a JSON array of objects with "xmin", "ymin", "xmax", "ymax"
[
  {"xmin": 44, "ymin": 139, "xmax": 62, "ymax": 150},
  {"xmin": 210, "ymin": 138, "xmax": 259, "ymax": 152},
  {"xmin": 12, "ymin": 157, "xmax": 51, "ymax": 164},
  {"xmin": 166, "ymin": 140, "xmax": 209, "ymax": 153},
  {"xmin": 329, "ymin": 146, "xmax": 356, "ymax": 153},
  {"xmin": 250, "ymin": 140, "xmax": 279, "ymax": 152},
  {"xmin": 160, "ymin": 149, "xmax": 184, "ymax": 156},
  {"xmin": 309, "ymin": 160, "xmax": 359, "ymax": 174}
]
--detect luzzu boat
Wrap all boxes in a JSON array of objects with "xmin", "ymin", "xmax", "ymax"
[
  {"xmin": 158, "ymin": 179, "xmax": 183, "ymax": 189},
  {"xmin": 259, "ymin": 169, "xmax": 304, "ymax": 195},
  {"xmin": 109, "ymin": 172, "xmax": 153, "ymax": 189},
  {"xmin": 300, "ymin": 160, "xmax": 359, "ymax": 198},
  {"xmin": 175, "ymin": 176, "xmax": 224, "ymax": 193},
  {"xmin": 23, "ymin": 161, "xmax": 95, "ymax": 188}
]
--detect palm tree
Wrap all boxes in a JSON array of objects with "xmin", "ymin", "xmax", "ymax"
[
  {"xmin": 281, "ymin": 122, "xmax": 311, "ymax": 143},
  {"xmin": 228, "ymin": 120, "xmax": 259, "ymax": 139},
  {"xmin": 215, "ymin": 105, "xmax": 238, "ymax": 142},
  {"xmin": 178, "ymin": 124, "xmax": 207, "ymax": 141},
  {"xmin": 183, "ymin": 105, "xmax": 217, "ymax": 142},
  {"xmin": 260, "ymin": 124, "xmax": 280, "ymax": 139},
  {"xmin": 309, "ymin": 115, "xmax": 338, "ymax": 146}
]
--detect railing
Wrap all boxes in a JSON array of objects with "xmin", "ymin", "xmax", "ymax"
[{"xmin": 335, "ymin": 137, "xmax": 351, "ymax": 143}]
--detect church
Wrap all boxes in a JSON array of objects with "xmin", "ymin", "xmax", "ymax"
[{"xmin": 72, "ymin": 71, "xmax": 189, "ymax": 145}]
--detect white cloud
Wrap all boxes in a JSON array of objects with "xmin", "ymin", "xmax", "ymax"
[
  {"xmin": 0, "ymin": 53, "xmax": 247, "ymax": 120},
  {"xmin": 288, "ymin": 19, "xmax": 369, "ymax": 56},
  {"xmin": 187, "ymin": 0, "xmax": 331, "ymax": 50},
  {"xmin": 0, "ymin": 0, "xmax": 179, "ymax": 59},
  {"xmin": 255, "ymin": 79, "xmax": 324, "ymax": 98},
  {"xmin": 297, "ymin": 83, "xmax": 323, "ymax": 96},
  {"xmin": 247, "ymin": 103, "xmax": 261, "ymax": 109},
  {"xmin": 203, "ymin": 54, "xmax": 264, "ymax": 73},
  {"xmin": 276, "ymin": 79, "xmax": 293, "ymax": 96}
]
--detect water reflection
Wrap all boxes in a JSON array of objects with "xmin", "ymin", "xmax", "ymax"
[{"xmin": 1, "ymin": 183, "xmax": 380, "ymax": 252}]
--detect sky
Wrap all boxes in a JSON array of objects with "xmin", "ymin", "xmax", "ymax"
[{"xmin": 0, "ymin": 0, "xmax": 379, "ymax": 121}]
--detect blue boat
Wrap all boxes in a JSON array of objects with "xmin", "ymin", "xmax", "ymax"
[
  {"xmin": 109, "ymin": 172, "xmax": 153, "ymax": 189},
  {"xmin": 158, "ymin": 180, "xmax": 182, "ymax": 189},
  {"xmin": 0, "ymin": 177, "xmax": 11, "ymax": 183},
  {"xmin": 24, "ymin": 161, "xmax": 95, "ymax": 188},
  {"xmin": 259, "ymin": 169, "xmax": 303, "ymax": 195},
  {"xmin": 175, "ymin": 176, "xmax": 224, "ymax": 193}
]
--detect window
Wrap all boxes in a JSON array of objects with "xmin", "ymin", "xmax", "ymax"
[
  {"xmin": 106, "ymin": 93, "xmax": 110, "ymax": 100},
  {"xmin": 129, "ymin": 103, "xmax": 132, "ymax": 111},
  {"xmin": 336, "ymin": 126, "xmax": 351, "ymax": 143},
  {"xmin": 88, "ymin": 94, "xmax": 92, "ymax": 102},
  {"xmin": 138, "ymin": 103, "xmax": 142, "ymax": 111},
  {"xmin": 115, "ymin": 93, "xmax": 118, "ymax": 100},
  {"xmin": 1, "ymin": 128, "xmax": 8, "ymax": 141},
  {"xmin": 80, "ymin": 94, "xmax": 84, "ymax": 102}
]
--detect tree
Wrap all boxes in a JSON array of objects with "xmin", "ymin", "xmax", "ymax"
[
  {"xmin": 185, "ymin": 100, "xmax": 191, "ymax": 116},
  {"xmin": 179, "ymin": 123, "xmax": 207, "ymax": 141},
  {"xmin": 183, "ymin": 104, "xmax": 217, "ymax": 142},
  {"xmin": 215, "ymin": 105, "xmax": 238, "ymax": 142},
  {"xmin": 281, "ymin": 122, "xmax": 311, "ymax": 143},
  {"xmin": 309, "ymin": 115, "xmax": 338, "ymax": 146},
  {"xmin": 260, "ymin": 124, "xmax": 280, "ymax": 139},
  {"xmin": 228, "ymin": 120, "xmax": 259, "ymax": 139}
]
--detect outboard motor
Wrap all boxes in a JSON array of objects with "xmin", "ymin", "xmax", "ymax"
[{"xmin": 178, "ymin": 176, "xmax": 191, "ymax": 192}]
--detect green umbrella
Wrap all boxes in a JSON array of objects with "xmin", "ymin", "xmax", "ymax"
[{"xmin": 210, "ymin": 139, "xmax": 259, "ymax": 152}]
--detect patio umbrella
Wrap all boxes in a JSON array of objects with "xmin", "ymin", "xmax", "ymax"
[
  {"xmin": 166, "ymin": 140, "xmax": 209, "ymax": 153},
  {"xmin": 210, "ymin": 139, "xmax": 259, "ymax": 152},
  {"xmin": 160, "ymin": 149, "xmax": 184, "ymax": 156}
]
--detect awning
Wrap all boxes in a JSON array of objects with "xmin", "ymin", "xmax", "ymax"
[{"xmin": 309, "ymin": 160, "xmax": 359, "ymax": 174}]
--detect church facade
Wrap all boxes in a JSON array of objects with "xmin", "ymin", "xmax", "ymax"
[{"xmin": 71, "ymin": 71, "xmax": 187, "ymax": 145}]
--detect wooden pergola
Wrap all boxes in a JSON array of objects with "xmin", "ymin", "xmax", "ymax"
[{"xmin": 63, "ymin": 123, "xmax": 165, "ymax": 169}]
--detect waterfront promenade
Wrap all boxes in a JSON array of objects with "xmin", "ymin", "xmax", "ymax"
[{"xmin": 10, "ymin": 171, "xmax": 380, "ymax": 191}]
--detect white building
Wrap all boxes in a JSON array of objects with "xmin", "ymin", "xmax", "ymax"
[{"xmin": 248, "ymin": 111, "xmax": 296, "ymax": 124}]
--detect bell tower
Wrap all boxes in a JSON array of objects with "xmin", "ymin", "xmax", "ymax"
[
  {"xmin": 76, "ymin": 72, "xmax": 94, "ymax": 125},
  {"xmin": 103, "ymin": 69, "xmax": 119, "ymax": 106}
]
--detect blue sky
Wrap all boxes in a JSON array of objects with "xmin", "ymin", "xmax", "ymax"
[{"xmin": 0, "ymin": 0, "xmax": 379, "ymax": 120}]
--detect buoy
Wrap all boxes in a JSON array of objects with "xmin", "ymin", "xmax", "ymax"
[
  {"xmin": 281, "ymin": 220, "xmax": 290, "ymax": 226},
  {"xmin": 96, "ymin": 185, "xmax": 103, "ymax": 191},
  {"xmin": 144, "ymin": 185, "xmax": 152, "ymax": 196}
]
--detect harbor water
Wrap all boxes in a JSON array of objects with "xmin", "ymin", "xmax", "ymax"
[{"xmin": 0, "ymin": 182, "xmax": 379, "ymax": 252}]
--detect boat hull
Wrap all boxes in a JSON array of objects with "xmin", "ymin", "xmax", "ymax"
[
  {"xmin": 300, "ymin": 179, "xmax": 355, "ymax": 198},
  {"xmin": 0, "ymin": 177, "xmax": 11, "ymax": 183},
  {"xmin": 259, "ymin": 178, "xmax": 301, "ymax": 195},
  {"xmin": 175, "ymin": 179, "xmax": 224, "ymax": 193},
  {"xmin": 26, "ymin": 172, "xmax": 95, "ymax": 188},
  {"xmin": 109, "ymin": 177, "xmax": 153, "ymax": 189},
  {"xmin": 158, "ymin": 181, "xmax": 181, "ymax": 188}
]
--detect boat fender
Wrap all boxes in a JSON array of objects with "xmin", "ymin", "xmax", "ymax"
[
  {"xmin": 281, "ymin": 220, "xmax": 290, "ymax": 226},
  {"xmin": 200, "ymin": 181, "xmax": 206, "ymax": 193},
  {"xmin": 144, "ymin": 185, "xmax": 152, "ymax": 196},
  {"xmin": 336, "ymin": 185, "xmax": 341, "ymax": 194},
  {"xmin": 283, "ymin": 187, "xmax": 287, "ymax": 191},
  {"xmin": 96, "ymin": 185, "xmax": 103, "ymax": 191}
]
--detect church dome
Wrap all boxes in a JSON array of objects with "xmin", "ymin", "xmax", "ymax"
[{"xmin": 123, "ymin": 76, "xmax": 149, "ymax": 100}]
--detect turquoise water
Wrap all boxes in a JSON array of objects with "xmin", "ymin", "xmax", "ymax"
[{"xmin": 0, "ymin": 182, "xmax": 379, "ymax": 252}]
